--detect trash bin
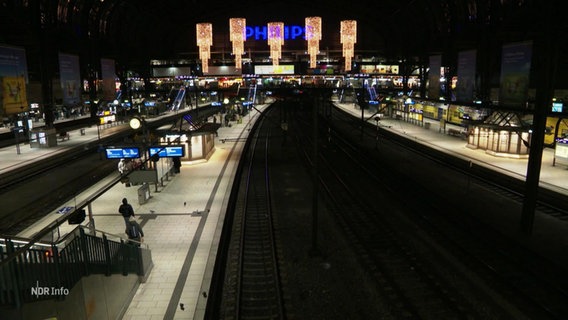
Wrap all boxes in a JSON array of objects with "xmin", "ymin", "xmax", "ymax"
[
  {"xmin": 138, "ymin": 183, "xmax": 150, "ymax": 205},
  {"xmin": 424, "ymin": 122, "xmax": 431, "ymax": 130},
  {"xmin": 80, "ymin": 128, "xmax": 86, "ymax": 135}
]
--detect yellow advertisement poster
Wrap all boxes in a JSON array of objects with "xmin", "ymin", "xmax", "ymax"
[{"xmin": 1, "ymin": 76, "xmax": 28, "ymax": 115}]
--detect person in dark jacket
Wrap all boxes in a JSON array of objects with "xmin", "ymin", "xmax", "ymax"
[
  {"xmin": 118, "ymin": 198, "xmax": 135, "ymax": 226},
  {"xmin": 125, "ymin": 217, "xmax": 144, "ymax": 246}
]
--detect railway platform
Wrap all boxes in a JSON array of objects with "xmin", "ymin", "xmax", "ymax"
[
  {"xmin": 336, "ymin": 101, "xmax": 568, "ymax": 280},
  {"xmin": 0, "ymin": 105, "xmax": 266, "ymax": 319},
  {"xmin": 1, "ymin": 100, "xmax": 568, "ymax": 319}
]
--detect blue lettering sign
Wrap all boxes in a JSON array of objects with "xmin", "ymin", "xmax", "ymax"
[
  {"xmin": 246, "ymin": 25, "xmax": 305, "ymax": 41},
  {"xmin": 291, "ymin": 25, "xmax": 303, "ymax": 39},
  {"xmin": 245, "ymin": 27, "xmax": 254, "ymax": 39},
  {"xmin": 254, "ymin": 26, "xmax": 267, "ymax": 40}
]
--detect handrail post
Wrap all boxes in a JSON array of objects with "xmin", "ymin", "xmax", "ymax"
[
  {"xmin": 6, "ymin": 240, "xmax": 22, "ymax": 308},
  {"xmin": 137, "ymin": 247, "xmax": 143, "ymax": 276},
  {"xmin": 51, "ymin": 244, "xmax": 63, "ymax": 300},
  {"xmin": 122, "ymin": 239, "xmax": 129, "ymax": 276},
  {"xmin": 103, "ymin": 234, "xmax": 112, "ymax": 276},
  {"xmin": 79, "ymin": 228, "xmax": 90, "ymax": 276}
]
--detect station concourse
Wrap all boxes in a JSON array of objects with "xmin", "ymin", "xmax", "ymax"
[{"xmin": 2, "ymin": 100, "xmax": 568, "ymax": 319}]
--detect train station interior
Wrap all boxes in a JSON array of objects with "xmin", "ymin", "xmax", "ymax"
[{"xmin": 2, "ymin": 1, "xmax": 568, "ymax": 319}]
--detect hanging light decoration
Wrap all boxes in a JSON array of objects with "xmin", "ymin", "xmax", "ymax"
[
  {"xmin": 196, "ymin": 23, "xmax": 213, "ymax": 73},
  {"xmin": 340, "ymin": 20, "xmax": 357, "ymax": 72},
  {"xmin": 230, "ymin": 18, "xmax": 246, "ymax": 69},
  {"xmin": 305, "ymin": 17, "xmax": 322, "ymax": 69},
  {"xmin": 267, "ymin": 22, "xmax": 284, "ymax": 67}
]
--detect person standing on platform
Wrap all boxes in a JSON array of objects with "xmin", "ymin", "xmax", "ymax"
[
  {"xmin": 118, "ymin": 159, "xmax": 127, "ymax": 175},
  {"xmin": 118, "ymin": 198, "xmax": 135, "ymax": 226},
  {"xmin": 125, "ymin": 216, "xmax": 144, "ymax": 246},
  {"xmin": 172, "ymin": 157, "xmax": 181, "ymax": 173}
]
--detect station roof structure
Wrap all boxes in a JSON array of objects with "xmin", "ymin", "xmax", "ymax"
[{"xmin": 1, "ymin": 0, "xmax": 562, "ymax": 71}]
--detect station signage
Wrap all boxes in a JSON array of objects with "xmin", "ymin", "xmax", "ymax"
[
  {"xmin": 245, "ymin": 25, "xmax": 304, "ymax": 41},
  {"xmin": 552, "ymin": 102, "xmax": 563, "ymax": 113},
  {"xmin": 149, "ymin": 145, "xmax": 185, "ymax": 158},
  {"xmin": 105, "ymin": 147, "xmax": 140, "ymax": 159}
]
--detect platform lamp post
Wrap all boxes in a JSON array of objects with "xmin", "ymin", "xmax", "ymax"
[
  {"xmin": 310, "ymin": 94, "xmax": 321, "ymax": 256},
  {"xmin": 374, "ymin": 116, "xmax": 380, "ymax": 149},
  {"xmin": 96, "ymin": 121, "xmax": 103, "ymax": 160}
]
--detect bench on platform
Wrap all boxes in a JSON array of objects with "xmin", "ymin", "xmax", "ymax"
[{"xmin": 448, "ymin": 128, "xmax": 467, "ymax": 139}]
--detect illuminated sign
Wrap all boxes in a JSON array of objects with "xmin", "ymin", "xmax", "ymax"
[
  {"xmin": 105, "ymin": 147, "xmax": 140, "ymax": 159},
  {"xmin": 99, "ymin": 114, "xmax": 116, "ymax": 125},
  {"xmin": 149, "ymin": 145, "xmax": 185, "ymax": 158},
  {"xmin": 254, "ymin": 65, "xmax": 295, "ymax": 75},
  {"xmin": 360, "ymin": 64, "xmax": 400, "ymax": 74},
  {"xmin": 246, "ymin": 25, "xmax": 304, "ymax": 40},
  {"xmin": 552, "ymin": 102, "xmax": 563, "ymax": 113}
]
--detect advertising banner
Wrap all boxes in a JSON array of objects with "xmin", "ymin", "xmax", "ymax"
[
  {"xmin": 456, "ymin": 50, "xmax": 476, "ymax": 102},
  {"xmin": 59, "ymin": 53, "xmax": 81, "ymax": 107},
  {"xmin": 101, "ymin": 58, "xmax": 117, "ymax": 101},
  {"xmin": 0, "ymin": 45, "xmax": 29, "ymax": 81},
  {"xmin": 0, "ymin": 45, "xmax": 29, "ymax": 115},
  {"xmin": 499, "ymin": 41, "xmax": 532, "ymax": 108},
  {"xmin": 1, "ymin": 76, "xmax": 27, "ymax": 114},
  {"xmin": 203, "ymin": 66, "xmax": 241, "ymax": 76},
  {"xmin": 360, "ymin": 64, "xmax": 399, "ymax": 74},
  {"xmin": 254, "ymin": 65, "xmax": 294, "ymax": 75},
  {"xmin": 428, "ymin": 55, "xmax": 441, "ymax": 99}
]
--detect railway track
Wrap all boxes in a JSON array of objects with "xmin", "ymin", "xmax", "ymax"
[
  {"xmin": 295, "ymin": 107, "xmax": 498, "ymax": 318},
  {"xmin": 211, "ymin": 96, "xmax": 568, "ymax": 319},
  {"xmin": 218, "ymin": 105, "xmax": 285, "ymax": 319},
  {"xmin": 304, "ymin": 104, "xmax": 568, "ymax": 318},
  {"xmin": 0, "ymin": 152, "xmax": 117, "ymax": 235}
]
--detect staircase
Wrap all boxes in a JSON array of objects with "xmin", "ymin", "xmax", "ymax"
[{"xmin": 0, "ymin": 226, "xmax": 152, "ymax": 310}]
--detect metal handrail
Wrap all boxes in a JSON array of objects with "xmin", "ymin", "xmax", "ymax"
[{"xmin": 0, "ymin": 225, "xmax": 148, "ymax": 308}]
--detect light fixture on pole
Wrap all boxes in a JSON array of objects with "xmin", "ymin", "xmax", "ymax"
[
  {"xmin": 196, "ymin": 23, "xmax": 213, "ymax": 73},
  {"xmin": 340, "ymin": 20, "xmax": 357, "ymax": 72},
  {"xmin": 267, "ymin": 22, "xmax": 284, "ymax": 67},
  {"xmin": 230, "ymin": 18, "xmax": 246, "ymax": 69},
  {"xmin": 305, "ymin": 17, "xmax": 322, "ymax": 69}
]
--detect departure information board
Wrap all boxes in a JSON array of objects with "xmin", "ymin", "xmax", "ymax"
[
  {"xmin": 149, "ymin": 145, "xmax": 185, "ymax": 157},
  {"xmin": 105, "ymin": 147, "xmax": 140, "ymax": 159}
]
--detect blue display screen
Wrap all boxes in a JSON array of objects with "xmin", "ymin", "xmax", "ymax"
[
  {"xmin": 105, "ymin": 147, "xmax": 140, "ymax": 159},
  {"xmin": 149, "ymin": 145, "xmax": 185, "ymax": 157}
]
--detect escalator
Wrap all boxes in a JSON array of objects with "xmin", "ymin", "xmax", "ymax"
[
  {"xmin": 339, "ymin": 86, "xmax": 357, "ymax": 103},
  {"xmin": 366, "ymin": 85, "xmax": 379, "ymax": 106},
  {"xmin": 170, "ymin": 86, "xmax": 186, "ymax": 111},
  {"xmin": 244, "ymin": 84, "xmax": 257, "ymax": 108}
]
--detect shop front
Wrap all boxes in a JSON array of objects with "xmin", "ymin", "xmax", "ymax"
[{"xmin": 467, "ymin": 126, "xmax": 530, "ymax": 158}]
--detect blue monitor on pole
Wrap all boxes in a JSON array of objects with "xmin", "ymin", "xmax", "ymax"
[
  {"xmin": 105, "ymin": 147, "xmax": 140, "ymax": 159},
  {"xmin": 149, "ymin": 145, "xmax": 185, "ymax": 158}
]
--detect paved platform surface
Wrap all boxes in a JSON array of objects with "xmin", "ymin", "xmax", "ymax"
[
  {"xmin": 2, "ymin": 100, "xmax": 568, "ymax": 319},
  {"xmin": 339, "ymin": 102, "xmax": 568, "ymax": 192}
]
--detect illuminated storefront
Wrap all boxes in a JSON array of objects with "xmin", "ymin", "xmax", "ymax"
[{"xmin": 467, "ymin": 112, "xmax": 531, "ymax": 158}]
